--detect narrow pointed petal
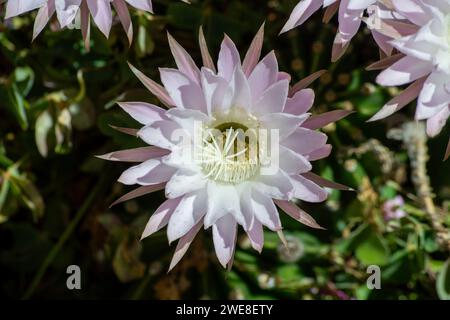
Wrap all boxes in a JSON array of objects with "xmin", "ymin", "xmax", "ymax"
[
  {"xmin": 198, "ymin": 26, "xmax": 216, "ymax": 72},
  {"xmin": 128, "ymin": 63, "xmax": 175, "ymax": 108},
  {"xmin": 302, "ymin": 110, "xmax": 353, "ymax": 130},
  {"xmin": 305, "ymin": 144, "xmax": 332, "ymax": 161},
  {"xmin": 80, "ymin": 1, "xmax": 91, "ymax": 51},
  {"xmin": 213, "ymin": 214, "xmax": 237, "ymax": 268},
  {"xmin": 252, "ymin": 190, "xmax": 282, "ymax": 231},
  {"xmin": 284, "ymin": 89, "xmax": 315, "ymax": 115},
  {"xmin": 369, "ymin": 77, "xmax": 426, "ymax": 122},
  {"xmin": 109, "ymin": 125, "xmax": 138, "ymax": 136},
  {"xmin": 167, "ymin": 32, "xmax": 200, "ymax": 84},
  {"xmin": 117, "ymin": 102, "xmax": 166, "ymax": 125},
  {"xmin": 302, "ymin": 172, "xmax": 354, "ymax": 191},
  {"xmin": 96, "ymin": 146, "xmax": 169, "ymax": 162},
  {"xmin": 444, "ymin": 138, "xmax": 450, "ymax": 161},
  {"xmin": 217, "ymin": 35, "xmax": 241, "ymax": 81},
  {"xmin": 113, "ymin": 0, "xmax": 133, "ymax": 45},
  {"xmin": 110, "ymin": 183, "xmax": 165, "ymax": 208},
  {"xmin": 33, "ymin": 2, "xmax": 55, "ymax": 41},
  {"xmin": 168, "ymin": 221, "xmax": 202, "ymax": 271},
  {"xmin": 246, "ymin": 219, "xmax": 264, "ymax": 253},
  {"xmin": 86, "ymin": 0, "xmax": 112, "ymax": 38},
  {"xmin": 274, "ymin": 200, "xmax": 324, "ymax": 229},
  {"xmin": 167, "ymin": 191, "xmax": 207, "ymax": 243},
  {"xmin": 141, "ymin": 197, "xmax": 182, "ymax": 240},
  {"xmin": 290, "ymin": 70, "xmax": 327, "ymax": 96},
  {"xmin": 242, "ymin": 22, "xmax": 265, "ymax": 77},
  {"xmin": 366, "ymin": 53, "xmax": 404, "ymax": 71},
  {"xmin": 290, "ymin": 175, "xmax": 328, "ymax": 203}
]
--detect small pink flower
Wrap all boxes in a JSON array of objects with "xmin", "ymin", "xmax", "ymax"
[
  {"xmin": 382, "ymin": 196, "xmax": 406, "ymax": 221},
  {"xmin": 100, "ymin": 26, "xmax": 351, "ymax": 270},
  {"xmin": 280, "ymin": 0, "xmax": 380, "ymax": 61},
  {"xmin": 4, "ymin": 0, "xmax": 153, "ymax": 47}
]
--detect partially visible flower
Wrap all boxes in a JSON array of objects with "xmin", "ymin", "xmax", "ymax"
[
  {"xmin": 280, "ymin": 0, "xmax": 387, "ymax": 61},
  {"xmin": 100, "ymin": 26, "xmax": 351, "ymax": 270},
  {"xmin": 368, "ymin": 0, "xmax": 450, "ymax": 160},
  {"xmin": 382, "ymin": 195, "xmax": 406, "ymax": 220},
  {"xmin": 4, "ymin": 0, "xmax": 154, "ymax": 47}
]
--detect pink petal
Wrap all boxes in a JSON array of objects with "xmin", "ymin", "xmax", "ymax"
[
  {"xmin": 366, "ymin": 53, "xmax": 404, "ymax": 71},
  {"xmin": 302, "ymin": 110, "xmax": 353, "ymax": 130},
  {"xmin": 198, "ymin": 26, "xmax": 216, "ymax": 72},
  {"xmin": 302, "ymin": 172, "xmax": 353, "ymax": 191},
  {"xmin": 113, "ymin": 0, "xmax": 133, "ymax": 45},
  {"xmin": 248, "ymin": 51, "xmax": 279, "ymax": 103},
  {"xmin": 280, "ymin": 0, "xmax": 323, "ymax": 34},
  {"xmin": 141, "ymin": 197, "xmax": 182, "ymax": 240},
  {"xmin": 86, "ymin": 0, "xmax": 112, "ymax": 38},
  {"xmin": 167, "ymin": 32, "xmax": 200, "ymax": 84},
  {"xmin": 369, "ymin": 77, "xmax": 425, "ymax": 122},
  {"xmin": 213, "ymin": 214, "xmax": 237, "ymax": 268},
  {"xmin": 33, "ymin": 1, "xmax": 55, "ymax": 40},
  {"xmin": 252, "ymin": 190, "xmax": 282, "ymax": 231},
  {"xmin": 246, "ymin": 219, "xmax": 264, "ymax": 253},
  {"xmin": 290, "ymin": 175, "xmax": 328, "ymax": 203},
  {"xmin": 290, "ymin": 70, "xmax": 326, "ymax": 96},
  {"xmin": 274, "ymin": 199, "xmax": 324, "ymax": 229},
  {"xmin": 242, "ymin": 22, "xmax": 265, "ymax": 77},
  {"xmin": 128, "ymin": 63, "xmax": 175, "ymax": 108},
  {"xmin": 444, "ymin": 138, "xmax": 450, "ymax": 161},
  {"xmin": 167, "ymin": 190, "xmax": 207, "ymax": 243},
  {"xmin": 117, "ymin": 102, "xmax": 166, "ymax": 125},
  {"xmin": 165, "ymin": 170, "xmax": 206, "ymax": 199},
  {"xmin": 282, "ymin": 128, "xmax": 328, "ymax": 155},
  {"xmin": 110, "ymin": 183, "xmax": 166, "ymax": 207},
  {"xmin": 5, "ymin": 0, "xmax": 46, "ymax": 18},
  {"xmin": 168, "ymin": 221, "xmax": 202, "ymax": 271},
  {"xmin": 284, "ymin": 89, "xmax": 315, "ymax": 115},
  {"xmin": 305, "ymin": 144, "xmax": 332, "ymax": 161},
  {"xmin": 137, "ymin": 119, "xmax": 180, "ymax": 150},
  {"xmin": 125, "ymin": 0, "xmax": 153, "ymax": 12},
  {"xmin": 376, "ymin": 56, "xmax": 433, "ymax": 86},
  {"xmin": 159, "ymin": 68, "xmax": 206, "ymax": 111},
  {"xmin": 279, "ymin": 146, "xmax": 312, "ymax": 175},
  {"xmin": 217, "ymin": 35, "xmax": 241, "ymax": 81},
  {"xmin": 96, "ymin": 146, "xmax": 169, "ymax": 162},
  {"xmin": 254, "ymin": 80, "xmax": 289, "ymax": 115}
]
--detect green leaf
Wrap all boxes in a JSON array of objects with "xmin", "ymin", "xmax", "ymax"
[
  {"xmin": 437, "ymin": 259, "xmax": 450, "ymax": 300},
  {"xmin": 355, "ymin": 234, "xmax": 390, "ymax": 266}
]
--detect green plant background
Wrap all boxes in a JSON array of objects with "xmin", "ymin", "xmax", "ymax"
[{"xmin": 0, "ymin": 0, "xmax": 449, "ymax": 300}]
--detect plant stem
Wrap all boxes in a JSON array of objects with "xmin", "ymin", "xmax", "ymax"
[{"xmin": 21, "ymin": 176, "xmax": 106, "ymax": 300}]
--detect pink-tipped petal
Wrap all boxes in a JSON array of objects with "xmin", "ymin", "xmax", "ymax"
[
  {"xmin": 168, "ymin": 221, "xmax": 202, "ymax": 271},
  {"xmin": 128, "ymin": 63, "xmax": 175, "ymax": 108},
  {"xmin": 242, "ymin": 22, "xmax": 265, "ymax": 77},
  {"xmin": 274, "ymin": 200, "xmax": 324, "ymax": 229},
  {"xmin": 290, "ymin": 175, "xmax": 328, "ymax": 203},
  {"xmin": 117, "ymin": 102, "xmax": 166, "ymax": 125},
  {"xmin": 113, "ymin": 0, "xmax": 133, "ymax": 45},
  {"xmin": 198, "ymin": 26, "xmax": 216, "ymax": 72},
  {"xmin": 167, "ymin": 32, "xmax": 200, "ymax": 84},
  {"xmin": 302, "ymin": 172, "xmax": 353, "ymax": 191},
  {"xmin": 369, "ymin": 77, "xmax": 426, "ymax": 122},
  {"xmin": 96, "ymin": 146, "xmax": 169, "ymax": 162},
  {"xmin": 303, "ymin": 109, "xmax": 353, "ymax": 130},
  {"xmin": 110, "ymin": 183, "xmax": 165, "ymax": 208},
  {"xmin": 141, "ymin": 197, "xmax": 182, "ymax": 240}
]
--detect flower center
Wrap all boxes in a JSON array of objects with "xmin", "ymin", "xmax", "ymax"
[{"xmin": 199, "ymin": 119, "xmax": 261, "ymax": 184}]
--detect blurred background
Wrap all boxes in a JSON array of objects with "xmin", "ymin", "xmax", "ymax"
[{"xmin": 0, "ymin": 0, "xmax": 449, "ymax": 300}]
